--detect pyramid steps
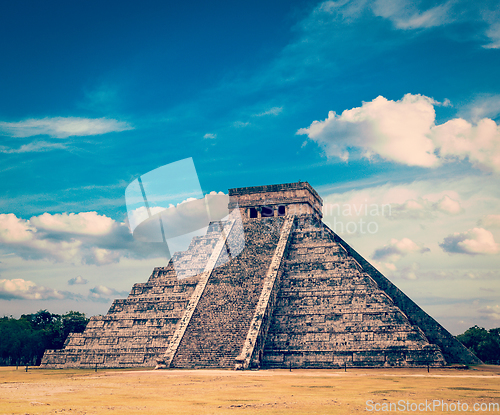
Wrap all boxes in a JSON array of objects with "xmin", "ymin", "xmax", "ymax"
[
  {"xmin": 262, "ymin": 218, "xmax": 446, "ymax": 368},
  {"xmin": 41, "ymin": 181, "xmax": 480, "ymax": 369},
  {"xmin": 169, "ymin": 217, "xmax": 285, "ymax": 368},
  {"xmin": 41, "ymin": 220, "xmax": 230, "ymax": 368}
]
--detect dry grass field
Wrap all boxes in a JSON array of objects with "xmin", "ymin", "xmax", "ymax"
[{"xmin": 0, "ymin": 365, "xmax": 499, "ymax": 415}]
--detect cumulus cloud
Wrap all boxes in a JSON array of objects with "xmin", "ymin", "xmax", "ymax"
[
  {"xmin": 0, "ymin": 211, "xmax": 168, "ymax": 265},
  {"xmin": 297, "ymin": 93, "xmax": 500, "ymax": 172},
  {"xmin": 479, "ymin": 214, "xmax": 500, "ymax": 228},
  {"xmin": 297, "ymin": 94, "xmax": 439, "ymax": 166},
  {"xmin": 477, "ymin": 304, "xmax": 500, "ymax": 321},
  {"xmin": 68, "ymin": 275, "xmax": 88, "ymax": 285},
  {"xmin": 432, "ymin": 117, "xmax": 500, "ymax": 172},
  {"xmin": 30, "ymin": 212, "xmax": 115, "ymax": 236},
  {"xmin": 0, "ymin": 213, "xmax": 83, "ymax": 262},
  {"xmin": 392, "ymin": 194, "xmax": 463, "ymax": 219},
  {"xmin": 88, "ymin": 247, "xmax": 121, "ymax": 265},
  {"xmin": 0, "ymin": 278, "xmax": 73, "ymax": 300},
  {"xmin": 89, "ymin": 284, "xmax": 128, "ymax": 300},
  {"xmin": 435, "ymin": 195, "xmax": 463, "ymax": 215},
  {"xmin": 127, "ymin": 206, "xmax": 168, "ymax": 234},
  {"xmin": 127, "ymin": 192, "xmax": 229, "ymax": 242},
  {"xmin": 372, "ymin": 237, "xmax": 430, "ymax": 261},
  {"xmin": 0, "ymin": 117, "xmax": 132, "ymax": 138},
  {"xmin": 203, "ymin": 133, "xmax": 216, "ymax": 139},
  {"xmin": 0, "ymin": 213, "xmax": 37, "ymax": 243},
  {"xmin": 0, "ymin": 278, "xmax": 126, "ymax": 302},
  {"xmin": 440, "ymin": 227, "xmax": 499, "ymax": 255}
]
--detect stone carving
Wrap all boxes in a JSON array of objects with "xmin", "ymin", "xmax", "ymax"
[{"xmin": 41, "ymin": 182, "xmax": 480, "ymax": 369}]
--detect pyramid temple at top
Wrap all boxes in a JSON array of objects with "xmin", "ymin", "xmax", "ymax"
[{"xmin": 41, "ymin": 182, "xmax": 480, "ymax": 369}]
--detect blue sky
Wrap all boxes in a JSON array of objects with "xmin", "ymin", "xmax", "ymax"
[{"xmin": 1, "ymin": 0, "xmax": 499, "ymax": 334}]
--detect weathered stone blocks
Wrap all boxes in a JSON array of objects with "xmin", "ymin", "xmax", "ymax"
[{"xmin": 41, "ymin": 182, "xmax": 480, "ymax": 369}]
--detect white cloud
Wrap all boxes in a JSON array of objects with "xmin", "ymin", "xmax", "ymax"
[
  {"xmin": 399, "ymin": 262, "xmax": 420, "ymax": 280},
  {"xmin": 30, "ymin": 212, "xmax": 115, "ymax": 236},
  {"xmin": 68, "ymin": 275, "xmax": 88, "ymax": 285},
  {"xmin": 372, "ymin": 237, "xmax": 429, "ymax": 261},
  {"xmin": 90, "ymin": 285, "xmax": 115, "ymax": 296},
  {"xmin": 392, "ymin": 194, "xmax": 464, "ymax": 219},
  {"xmin": 0, "ymin": 211, "xmax": 172, "ymax": 265},
  {"xmin": 127, "ymin": 206, "xmax": 167, "ymax": 234},
  {"xmin": 435, "ymin": 195, "xmax": 463, "ymax": 215},
  {"xmin": 0, "ymin": 141, "xmax": 67, "ymax": 153},
  {"xmin": 203, "ymin": 133, "xmax": 217, "ymax": 139},
  {"xmin": 127, "ymin": 193, "xmax": 229, "ymax": 240},
  {"xmin": 318, "ymin": 0, "xmax": 500, "ymax": 49},
  {"xmin": 253, "ymin": 107, "xmax": 283, "ymax": 117},
  {"xmin": 372, "ymin": 0, "xmax": 453, "ymax": 30},
  {"xmin": 432, "ymin": 117, "xmax": 500, "ymax": 172},
  {"xmin": 461, "ymin": 95, "xmax": 500, "ymax": 122},
  {"xmin": 32, "ymin": 239, "xmax": 83, "ymax": 262},
  {"xmin": 318, "ymin": 0, "xmax": 368, "ymax": 22},
  {"xmin": 0, "ymin": 212, "xmax": 124, "ymax": 263},
  {"xmin": 233, "ymin": 121, "xmax": 250, "ymax": 128},
  {"xmin": 0, "ymin": 212, "xmax": 113, "ymax": 263},
  {"xmin": 0, "ymin": 278, "xmax": 69, "ymax": 300},
  {"xmin": 479, "ymin": 214, "xmax": 500, "ymax": 228},
  {"xmin": 477, "ymin": 304, "xmax": 500, "ymax": 320},
  {"xmin": 297, "ymin": 94, "xmax": 439, "ymax": 166},
  {"xmin": 89, "ymin": 247, "xmax": 121, "ymax": 265},
  {"xmin": 298, "ymin": 93, "xmax": 500, "ymax": 172},
  {"xmin": 0, "ymin": 117, "xmax": 132, "ymax": 138},
  {"xmin": 482, "ymin": 11, "xmax": 500, "ymax": 49},
  {"xmin": 89, "ymin": 284, "xmax": 127, "ymax": 300},
  {"xmin": 440, "ymin": 227, "xmax": 499, "ymax": 255},
  {"xmin": 0, "ymin": 213, "xmax": 37, "ymax": 243},
  {"xmin": 320, "ymin": 174, "xmax": 500, "ymax": 275}
]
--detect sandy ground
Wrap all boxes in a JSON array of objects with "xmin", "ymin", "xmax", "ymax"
[{"xmin": 0, "ymin": 365, "xmax": 499, "ymax": 414}]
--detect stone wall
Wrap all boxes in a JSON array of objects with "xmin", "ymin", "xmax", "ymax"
[
  {"xmin": 262, "ymin": 216, "xmax": 446, "ymax": 368},
  {"xmin": 229, "ymin": 182, "xmax": 323, "ymax": 220}
]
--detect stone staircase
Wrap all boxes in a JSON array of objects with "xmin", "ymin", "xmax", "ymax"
[
  {"xmin": 170, "ymin": 217, "xmax": 285, "ymax": 368},
  {"xmin": 171, "ymin": 221, "xmax": 226, "ymax": 279},
  {"xmin": 41, "ymin": 221, "xmax": 231, "ymax": 368}
]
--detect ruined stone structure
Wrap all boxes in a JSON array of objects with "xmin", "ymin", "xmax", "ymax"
[{"xmin": 41, "ymin": 182, "xmax": 480, "ymax": 369}]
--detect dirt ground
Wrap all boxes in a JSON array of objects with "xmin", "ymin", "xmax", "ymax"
[{"xmin": 0, "ymin": 365, "xmax": 499, "ymax": 415}]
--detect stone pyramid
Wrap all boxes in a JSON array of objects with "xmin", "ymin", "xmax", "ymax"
[{"xmin": 41, "ymin": 182, "xmax": 480, "ymax": 369}]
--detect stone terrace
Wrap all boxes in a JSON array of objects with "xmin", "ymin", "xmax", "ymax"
[
  {"xmin": 263, "ymin": 216, "xmax": 445, "ymax": 368},
  {"xmin": 41, "ymin": 181, "xmax": 481, "ymax": 369}
]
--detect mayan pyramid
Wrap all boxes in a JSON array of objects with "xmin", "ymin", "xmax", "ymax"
[{"xmin": 41, "ymin": 182, "xmax": 480, "ymax": 369}]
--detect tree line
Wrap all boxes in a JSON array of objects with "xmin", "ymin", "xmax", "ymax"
[
  {"xmin": 0, "ymin": 310, "xmax": 499, "ymax": 366},
  {"xmin": 0, "ymin": 310, "xmax": 89, "ymax": 366},
  {"xmin": 456, "ymin": 326, "xmax": 500, "ymax": 364}
]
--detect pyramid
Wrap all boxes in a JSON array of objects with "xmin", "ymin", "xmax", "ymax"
[{"xmin": 41, "ymin": 182, "xmax": 480, "ymax": 369}]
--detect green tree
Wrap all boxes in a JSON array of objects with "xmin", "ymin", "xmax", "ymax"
[
  {"xmin": 457, "ymin": 326, "xmax": 500, "ymax": 364},
  {"xmin": 0, "ymin": 310, "xmax": 89, "ymax": 366}
]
